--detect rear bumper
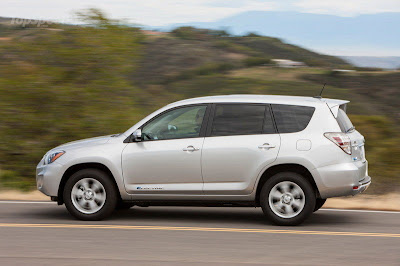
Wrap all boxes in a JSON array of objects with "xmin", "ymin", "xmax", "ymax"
[
  {"xmin": 311, "ymin": 160, "xmax": 371, "ymax": 198},
  {"xmin": 351, "ymin": 175, "xmax": 371, "ymax": 195}
]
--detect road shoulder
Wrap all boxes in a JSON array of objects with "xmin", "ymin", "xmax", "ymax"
[{"xmin": 0, "ymin": 190, "xmax": 399, "ymax": 211}]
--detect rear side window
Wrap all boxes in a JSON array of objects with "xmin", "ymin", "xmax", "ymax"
[
  {"xmin": 211, "ymin": 104, "xmax": 275, "ymax": 136},
  {"xmin": 272, "ymin": 104, "xmax": 315, "ymax": 133},
  {"xmin": 337, "ymin": 108, "xmax": 354, "ymax": 133}
]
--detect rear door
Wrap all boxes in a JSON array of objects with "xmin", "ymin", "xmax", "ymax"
[{"xmin": 201, "ymin": 103, "xmax": 280, "ymax": 195}]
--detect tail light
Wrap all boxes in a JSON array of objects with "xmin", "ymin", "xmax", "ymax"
[{"xmin": 324, "ymin": 132, "xmax": 352, "ymax": 155}]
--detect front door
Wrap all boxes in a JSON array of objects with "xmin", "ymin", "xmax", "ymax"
[{"xmin": 122, "ymin": 104, "xmax": 209, "ymax": 195}]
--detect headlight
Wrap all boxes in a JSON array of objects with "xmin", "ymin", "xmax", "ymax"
[{"xmin": 46, "ymin": 151, "xmax": 65, "ymax": 164}]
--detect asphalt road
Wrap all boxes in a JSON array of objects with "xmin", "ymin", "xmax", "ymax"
[{"xmin": 0, "ymin": 201, "xmax": 399, "ymax": 265}]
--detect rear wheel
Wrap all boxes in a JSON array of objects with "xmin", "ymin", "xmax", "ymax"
[
  {"xmin": 314, "ymin": 198, "xmax": 327, "ymax": 212},
  {"xmin": 260, "ymin": 172, "xmax": 316, "ymax": 226},
  {"xmin": 63, "ymin": 169, "xmax": 118, "ymax": 221}
]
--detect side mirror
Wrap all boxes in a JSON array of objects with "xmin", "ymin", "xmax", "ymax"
[{"xmin": 132, "ymin": 129, "xmax": 142, "ymax": 142}]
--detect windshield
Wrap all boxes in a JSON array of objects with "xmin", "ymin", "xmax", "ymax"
[{"xmin": 336, "ymin": 107, "xmax": 354, "ymax": 133}]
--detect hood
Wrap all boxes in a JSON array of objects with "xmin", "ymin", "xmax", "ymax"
[{"xmin": 52, "ymin": 135, "xmax": 112, "ymax": 151}]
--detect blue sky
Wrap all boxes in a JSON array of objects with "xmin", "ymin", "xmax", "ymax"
[{"xmin": 2, "ymin": 0, "xmax": 400, "ymax": 26}]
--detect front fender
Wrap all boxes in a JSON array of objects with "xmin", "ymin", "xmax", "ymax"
[{"xmin": 58, "ymin": 142, "xmax": 130, "ymax": 200}]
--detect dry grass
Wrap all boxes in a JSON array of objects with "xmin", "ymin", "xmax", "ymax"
[
  {"xmin": 223, "ymin": 52, "xmax": 248, "ymax": 60},
  {"xmin": 0, "ymin": 190, "xmax": 48, "ymax": 201},
  {"xmin": 229, "ymin": 66, "xmax": 325, "ymax": 82},
  {"xmin": 325, "ymin": 193, "xmax": 400, "ymax": 212}
]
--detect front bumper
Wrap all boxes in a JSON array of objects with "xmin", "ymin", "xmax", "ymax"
[{"xmin": 36, "ymin": 160, "xmax": 64, "ymax": 197}]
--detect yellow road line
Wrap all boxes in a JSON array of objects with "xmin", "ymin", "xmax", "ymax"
[{"xmin": 0, "ymin": 223, "xmax": 399, "ymax": 238}]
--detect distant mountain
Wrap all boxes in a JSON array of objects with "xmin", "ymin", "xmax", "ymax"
[
  {"xmin": 164, "ymin": 11, "xmax": 400, "ymax": 57},
  {"xmin": 341, "ymin": 56, "xmax": 400, "ymax": 69}
]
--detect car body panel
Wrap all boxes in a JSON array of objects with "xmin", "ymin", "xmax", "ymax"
[
  {"xmin": 122, "ymin": 138, "xmax": 205, "ymax": 195},
  {"xmin": 37, "ymin": 135, "xmax": 131, "ymax": 200},
  {"xmin": 201, "ymin": 134, "xmax": 280, "ymax": 195}
]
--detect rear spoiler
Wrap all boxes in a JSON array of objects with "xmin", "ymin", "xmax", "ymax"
[{"xmin": 321, "ymin": 98, "xmax": 350, "ymax": 118}]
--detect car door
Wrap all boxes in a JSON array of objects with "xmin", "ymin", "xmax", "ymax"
[
  {"xmin": 201, "ymin": 103, "xmax": 280, "ymax": 195},
  {"xmin": 122, "ymin": 104, "xmax": 210, "ymax": 195}
]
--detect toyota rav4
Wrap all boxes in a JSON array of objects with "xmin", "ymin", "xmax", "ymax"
[{"xmin": 36, "ymin": 95, "xmax": 371, "ymax": 225}]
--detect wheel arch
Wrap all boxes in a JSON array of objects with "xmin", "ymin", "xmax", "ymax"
[
  {"xmin": 255, "ymin": 163, "xmax": 320, "ymax": 206},
  {"xmin": 57, "ymin": 162, "xmax": 121, "ymax": 205}
]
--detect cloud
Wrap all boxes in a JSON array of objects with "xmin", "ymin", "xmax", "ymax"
[
  {"xmin": 0, "ymin": 0, "xmax": 277, "ymax": 26},
  {"xmin": 296, "ymin": 0, "xmax": 400, "ymax": 16},
  {"xmin": 0, "ymin": 0, "xmax": 399, "ymax": 26}
]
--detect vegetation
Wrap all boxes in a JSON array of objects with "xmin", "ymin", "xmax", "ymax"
[
  {"xmin": 243, "ymin": 56, "xmax": 271, "ymax": 67},
  {"xmin": 0, "ymin": 10, "xmax": 399, "ymax": 193},
  {"xmin": 0, "ymin": 9, "xmax": 144, "ymax": 187},
  {"xmin": 302, "ymin": 71, "xmax": 400, "ymax": 122}
]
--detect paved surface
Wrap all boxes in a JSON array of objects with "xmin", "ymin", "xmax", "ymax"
[{"xmin": 0, "ymin": 201, "xmax": 399, "ymax": 265}]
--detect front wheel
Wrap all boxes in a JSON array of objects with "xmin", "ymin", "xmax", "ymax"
[
  {"xmin": 260, "ymin": 172, "xmax": 316, "ymax": 226},
  {"xmin": 63, "ymin": 169, "xmax": 118, "ymax": 221}
]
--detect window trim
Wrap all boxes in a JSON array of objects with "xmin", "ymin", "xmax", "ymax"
[
  {"xmin": 266, "ymin": 103, "xmax": 279, "ymax": 134},
  {"xmin": 205, "ymin": 103, "xmax": 277, "ymax": 138},
  {"xmin": 128, "ymin": 104, "xmax": 211, "ymax": 142}
]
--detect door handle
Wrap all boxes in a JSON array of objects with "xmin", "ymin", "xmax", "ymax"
[
  {"xmin": 183, "ymin": 145, "xmax": 199, "ymax": 152},
  {"xmin": 258, "ymin": 143, "xmax": 276, "ymax": 150}
]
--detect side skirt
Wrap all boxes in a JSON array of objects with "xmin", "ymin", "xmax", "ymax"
[{"xmin": 123, "ymin": 200, "xmax": 258, "ymax": 207}]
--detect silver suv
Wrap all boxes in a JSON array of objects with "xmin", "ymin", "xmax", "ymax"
[{"xmin": 36, "ymin": 95, "xmax": 371, "ymax": 225}]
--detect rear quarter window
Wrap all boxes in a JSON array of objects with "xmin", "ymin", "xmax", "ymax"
[
  {"xmin": 336, "ymin": 108, "xmax": 354, "ymax": 133},
  {"xmin": 272, "ymin": 104, "xmax": 315, "ymax": 133}
]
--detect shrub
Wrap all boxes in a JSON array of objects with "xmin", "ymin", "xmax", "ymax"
[
  {"xmin": 243, "ymin": 56, "xmax": 271, "ymax": 67},
  {"xmin": 0, "ymin": 170, "xmax": 34, "ymax": 191},
  {"xmin": 171, "ymin": 27, "xmax": 201, "ymax": 40}
]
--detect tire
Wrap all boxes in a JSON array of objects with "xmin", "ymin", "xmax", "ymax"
[
  {"xmin": 63, "ymin": 168, "xmax": 118, "ymax": 221},
  {"xmin": 313, "ymin": 198, "xmax": 326, "ymax": 212},
  {"xmin": 260, "ymin": 172, "xmax": 316, "ymax": 226}
]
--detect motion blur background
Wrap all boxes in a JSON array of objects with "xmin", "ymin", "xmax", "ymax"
[{"xmin": 0, "ymin": 1, "xmax": 399, "ymax": 195}]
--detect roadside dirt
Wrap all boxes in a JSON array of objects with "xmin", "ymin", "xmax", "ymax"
[
  {"xmin": 0, "ymin": 190, "xmax": 399, "ymax": 211},
  {"xmin": 0, "ymin": 190, "xmax": 48, "ymax": 201},
  {"xmin": 324, "ymin": 193, "xmax": 400, "ymax": 211}
]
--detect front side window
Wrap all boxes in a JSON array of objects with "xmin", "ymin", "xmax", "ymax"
[
  {"xmin": 272, "ymin": 104, "xmax": 315, "ymax": 133},
  {"xmin": 211, "ymin": 104, "xmax": 274, "ymax": 136},
  {"xmin": 142, "ymin": 105, "xmax": 207, "ymax": 140}
]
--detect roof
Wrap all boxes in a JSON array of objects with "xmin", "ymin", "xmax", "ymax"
[{"xmin": 168, "ymin": 94, "xmax": 348, "ymax": 108}]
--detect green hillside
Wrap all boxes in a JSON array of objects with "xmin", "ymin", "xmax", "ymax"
[{"xmin": 0, "ymin": 10, "xmax": 398, "ymax": 193}]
